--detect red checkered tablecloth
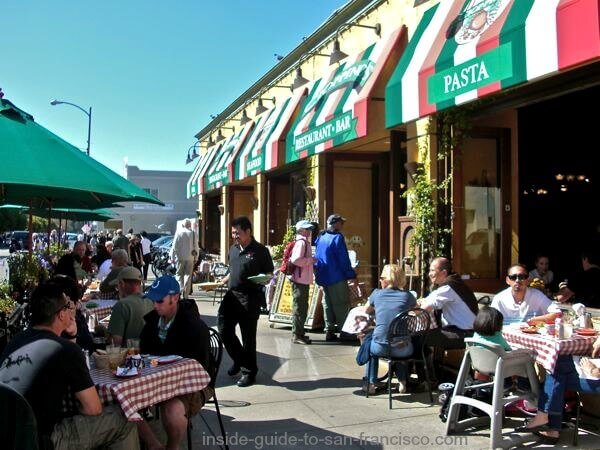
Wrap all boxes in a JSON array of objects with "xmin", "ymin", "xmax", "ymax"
[
  {"xmin": 82, "ymin": 299, "xmax": 117, "ymax": 320},
  {"xmin": 502, "ymin": 328, "xmax": 596, "ymax": 373},
  {"xmin": 90, "ymin": 358, "xmax": 210, "ymax": 421}
]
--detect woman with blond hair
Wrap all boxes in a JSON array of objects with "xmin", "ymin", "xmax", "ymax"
[{"xmin": 363, "ymin": 264, "xmax": 416, "ymax": 394}]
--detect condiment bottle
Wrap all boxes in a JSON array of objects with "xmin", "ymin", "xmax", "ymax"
[{"xmin": 555, "ymin": 316, "xmax": 565, "ymax": 339}]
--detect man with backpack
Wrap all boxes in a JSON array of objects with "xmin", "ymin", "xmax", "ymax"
[{"xmin": 285, "ymin": 220, "xmax": 317, "ymax": 344}]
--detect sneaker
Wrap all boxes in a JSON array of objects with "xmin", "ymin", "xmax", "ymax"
[
  {"xmin": 292, "ymin": 335, "xmax": 311, "ymax": 345},
  {"xmin": 397, "ymin": 381, "xmax": 407, "ymax": 394},
  {"xmin": 325, "ymin": 332, "xmax": 338, "ymax": 342}
]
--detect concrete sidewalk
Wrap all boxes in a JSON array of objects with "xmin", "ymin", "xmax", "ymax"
[{"xmin": 175, "ymin": 291, "xmax": 597, "ymax": 449}]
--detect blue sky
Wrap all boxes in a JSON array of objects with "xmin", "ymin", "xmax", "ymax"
[{"xmin": 1, "ymin": 0, "xmax": 348, "ymax": 175}]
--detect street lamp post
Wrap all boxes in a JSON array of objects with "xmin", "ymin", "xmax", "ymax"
[{"xmin": 50, "ymin": 99, "xmax": 92, "ymax": 156}]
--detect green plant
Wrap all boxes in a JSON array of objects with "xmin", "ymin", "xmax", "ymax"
[
  {"xmin": 403, "ymin": 109, "xmax": 471, "ymax": 288},
  {"xmin": 0, "ymin": 283, "xmax": 17, "ymax": 316},
  {"xmin": 7, "ymin": 252, "xmax": 50, "ymax": 298},
  {"xmin": 270, "ymin": 226, "xmax": 296, "ymax": 261}
]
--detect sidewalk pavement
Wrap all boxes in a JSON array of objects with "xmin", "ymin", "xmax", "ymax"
[{"xmin": 179, "ymin": 289, "xmax": 597, "ymax": 450}]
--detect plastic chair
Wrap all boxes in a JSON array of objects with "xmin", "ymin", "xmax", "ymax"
[
  {"xmin": 187, "ymin": 328, "xmax": 229, "ymax": 450},
  {"xmin": 365, "ymin": 308, "xmax": 434, "ymax": 408},
  {"xmin": 445, "ymin": 337, "xmax": 539, "ymax": 450},
  {"xmin": 211, "ymin": 263, "xmax": 230, "ymax": 305}
]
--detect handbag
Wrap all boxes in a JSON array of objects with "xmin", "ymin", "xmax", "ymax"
[{"xmin": 356, "ymin": 331, "xmax": 373, "ymax": 366}]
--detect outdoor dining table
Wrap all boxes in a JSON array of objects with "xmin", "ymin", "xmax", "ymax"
[
  {"xmin": 502, "ymin": 326, "xmax": 596, "ymax": 373},
  {"xmin": 90, "ymin": 357, "xmax": 210, "ymax": 421},
  {"xmin": 82, "ymin": 299, "xmax": 117, "ymax": 320}
]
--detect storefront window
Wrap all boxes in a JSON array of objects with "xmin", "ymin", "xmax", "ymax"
[{"xmin": 462, "ymin": 138, "xmax": 500, "ymax": 279}]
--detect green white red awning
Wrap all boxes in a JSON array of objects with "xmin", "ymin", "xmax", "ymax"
[
  {"xmin": 286, "ymin": 27, "xmax": 404, "ymax": 163},
  {"xmin": 234, "ymin": 87, "xmax": 305, "ymax": 181},
  {"xmin": 185, "ymin": 142, "xmax": 221, "ymax": 198},
  {"xmin": 386, "ymin": 0, "xmax": 600, "ymax": 128},
  {"xmin": 202, "ymin": 122, "xmax": 253, "ymax": 193}
]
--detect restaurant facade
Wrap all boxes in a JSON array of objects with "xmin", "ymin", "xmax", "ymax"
[{"xmin": 187, "ymin": 0, "xmax": 600, "ymax": 293}]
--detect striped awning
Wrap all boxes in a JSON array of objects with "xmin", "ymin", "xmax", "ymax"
[
  {"xmin": 202, "ymin": 122, "xmax": 253, "ymax": 193},
  {"xmin": 185, "ymin": 141, "xmax": 221, "ymax": 198},
  {"xmin": 286, "ymin": 27, "xmax": 404, "ymax": 163},
  {"xmin": 386, "ymin": 0, "xmax": 600, "ymax": 128},
  {"xmin": 234, "ymin": 87, "xmax": 305, "ymax": 181}
]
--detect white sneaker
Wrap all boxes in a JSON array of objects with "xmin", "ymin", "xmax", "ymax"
[{"xmin": 397, "ymin": 381, "xmax": 407, "ymax": 393}]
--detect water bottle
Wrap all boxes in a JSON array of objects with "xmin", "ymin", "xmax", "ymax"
[{"xmin": 555, "ymin": 316, "xmax": 564, "ymax": 339}]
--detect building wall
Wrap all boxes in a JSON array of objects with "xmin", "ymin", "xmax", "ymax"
[{"xmin": 114, "ymin": 165, "xmax": 198, "ymax": 235}]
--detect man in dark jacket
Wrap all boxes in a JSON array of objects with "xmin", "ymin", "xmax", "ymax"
[
  {"xmin": 314, "ymin": 214, "xmax": 358, "ymax": 342},
  {"xmin": 138, "ymin": 275, "xmax": 212, "ymax": 450}
]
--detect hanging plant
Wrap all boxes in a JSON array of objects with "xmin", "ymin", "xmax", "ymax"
[{"xmin": 270, "ymin": 225, "xmax": 296, "ymax": 261}]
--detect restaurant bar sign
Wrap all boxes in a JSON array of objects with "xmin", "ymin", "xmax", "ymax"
[
  {"xmin": 385, "ymin": 0, "xmax": 600, "ymax": 128},
  {"xmin": 203, "ymin": 124, "xmax": 253, "ymax": 193},
  {"xmin": 285, "ymin": 30, "xmax": 401, "ymax": 163}
]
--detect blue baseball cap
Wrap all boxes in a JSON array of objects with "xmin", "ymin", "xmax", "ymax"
[{"xmin": 144, "ymin": 276, "xmax": 181, "ymax": 301}]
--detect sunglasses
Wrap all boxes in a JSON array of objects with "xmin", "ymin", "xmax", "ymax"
[
  {"xmin": 508, "ymin": 273, "xmax": 529, "ymax": 281},
  {"xmin": 55, "ymin": 301, "xmax": 75, "ymax": 315}
]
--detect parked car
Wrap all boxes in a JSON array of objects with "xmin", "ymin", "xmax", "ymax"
[{"xmin": 150, "ymin": 235, "xmax": 173, "ymax": 257}]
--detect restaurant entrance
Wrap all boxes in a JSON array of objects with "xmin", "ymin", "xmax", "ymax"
[{"xmin": 518, "ymin": 85, "xmax": 600, "ymax": 282}]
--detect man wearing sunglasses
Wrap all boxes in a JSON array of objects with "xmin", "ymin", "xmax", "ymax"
[
  {"xmin": 491, "ymin": 263, "xmax": 557, "ymax": 322},
  {"xmin": 0, "ymin": 282, "xmax": 138, "ymax": 449},
  {"xmin": 138, "ymin": 275, "xmax": 212, "ymax": 450}
]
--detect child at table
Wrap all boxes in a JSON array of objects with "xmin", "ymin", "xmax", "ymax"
[
  {"xmin": 473, "ymin": 307, "xmax": 535, "ymax": 395},
  {"xmin": 473, "ymin": 306, "xmax": 512, "ymax": 351}
]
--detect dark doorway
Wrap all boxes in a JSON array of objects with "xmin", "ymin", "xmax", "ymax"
[
  {"xmin": 518, "ymin": 85, "xmax": 600, "ymax": 284},
  {"xmin": 204, "ymin": 194, "xmax": 221, "ymax": 255}
]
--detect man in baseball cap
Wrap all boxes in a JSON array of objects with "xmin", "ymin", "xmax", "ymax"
[
  {"xmin": 107, "ymin": 266, "xmax": 152, "ymax": 347},
  {"xmin": 315, "ymin": 213, "xmax": 357, "ymax": 342},
  {"xmin": 138, "ymin": 275, "xmax": 212, "ymax": 449},
  {"xmin": 327, "ymin": 214, "xmax": 346, "ymax": 227},
  {"xmin": 289, "ymin": 220, "xmax": 317, "ymax": 345}
]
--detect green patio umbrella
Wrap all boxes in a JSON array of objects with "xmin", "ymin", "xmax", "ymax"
[
  {"xmin": 0, "ymin": 98, "xmax": 163, "ymax": 209},
  {"xmin": 0, "ymin": 204, "xmax": 117, "ymax": 222}
]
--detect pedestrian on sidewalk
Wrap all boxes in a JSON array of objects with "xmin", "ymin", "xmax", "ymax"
[
  {"xmin": 290, "ymin": 220, "xmax": 317, "ymax": 345},
  {"xmin": 170, "ymin": 219, "xmax": 198, "ymax": 299},
  {"xmin": 218, "ymin": 216, "xmax": 273, "ymax": 387},
  {"xmin": 314, "ymin": 214, "xmax": 358, "ymax": 342}
]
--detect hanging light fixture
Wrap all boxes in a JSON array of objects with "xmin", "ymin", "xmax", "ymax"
[
  {"xmin": 216, "ymin": 126, "xmax": 235, "ymax": 142},
  {"xmin": 237, "ymin": 109, "xmax": 251, "ymax": 125},
  {"xmin": 255, "ymin": 97, "xmax": 275, "ymax": 116},
  {"xmin": 292, "ymin": 68, "xmax": 310, "ymax": 89},
  {"xmin": 329, "ymin": 39, "xmax": 348, "ymax": 65}
]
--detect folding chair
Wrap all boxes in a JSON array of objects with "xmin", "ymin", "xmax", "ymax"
[
  {"xmin": 211, "ymin": 263, "xmax": 230, "ymax": 305},
  {"xmin": 187, "ymin": 328, "xmax": 228, "ymax": 450}
]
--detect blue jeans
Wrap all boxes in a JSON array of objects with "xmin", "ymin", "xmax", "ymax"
[
  {"xmin": 365, "ymin": 340, "xmax": 413, "ymax": 383},
  {"xmin": 538, "ymin": 355, "xmax": 600, "ymax": 430}
]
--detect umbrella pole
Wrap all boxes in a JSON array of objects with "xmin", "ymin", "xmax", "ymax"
[
  {"xmin": 28, "ymin": 199, "xmax": 33, "ymax": 254},
  {"xmin": 47, "ymin": 204, "xmax": 52, "ymax": 255},
  {"xmin": 58, "ymin": 215, "xmax": 62, "ymax": 247}
]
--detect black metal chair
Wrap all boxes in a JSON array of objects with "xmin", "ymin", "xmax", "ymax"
[
  {"xmin": 187, "ymin": 328, "xmax": 228, "ymax": 450},
  {"xmin": 211, "ymin": 263, "xmax": 230, "ymax": 305},
  {"xmin": 0, "ymin": 382, "xmax": 49, "ymax": 449},
  {"xmin": 365, "ymin": 308, "xmax": 433, "ymax": 408}
]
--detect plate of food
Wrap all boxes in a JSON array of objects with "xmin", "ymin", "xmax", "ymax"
[
  {"xmin": 520, "ymin": 326, "xmax": 539, "ymax": 334},
  {"xmin": 156, "ymin": 355, "xmax": 183, "ymax": 365},
  {"xmin": 576, "ymin": 328, "xmax": 597, "ymax": 336},
  {"xmin": 113, "ymin": 366, "xmax": 139, "ymax": 378},
  {"xmin": 247, "ymin": 274, "xmax": 271, "ymax": 285}
]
